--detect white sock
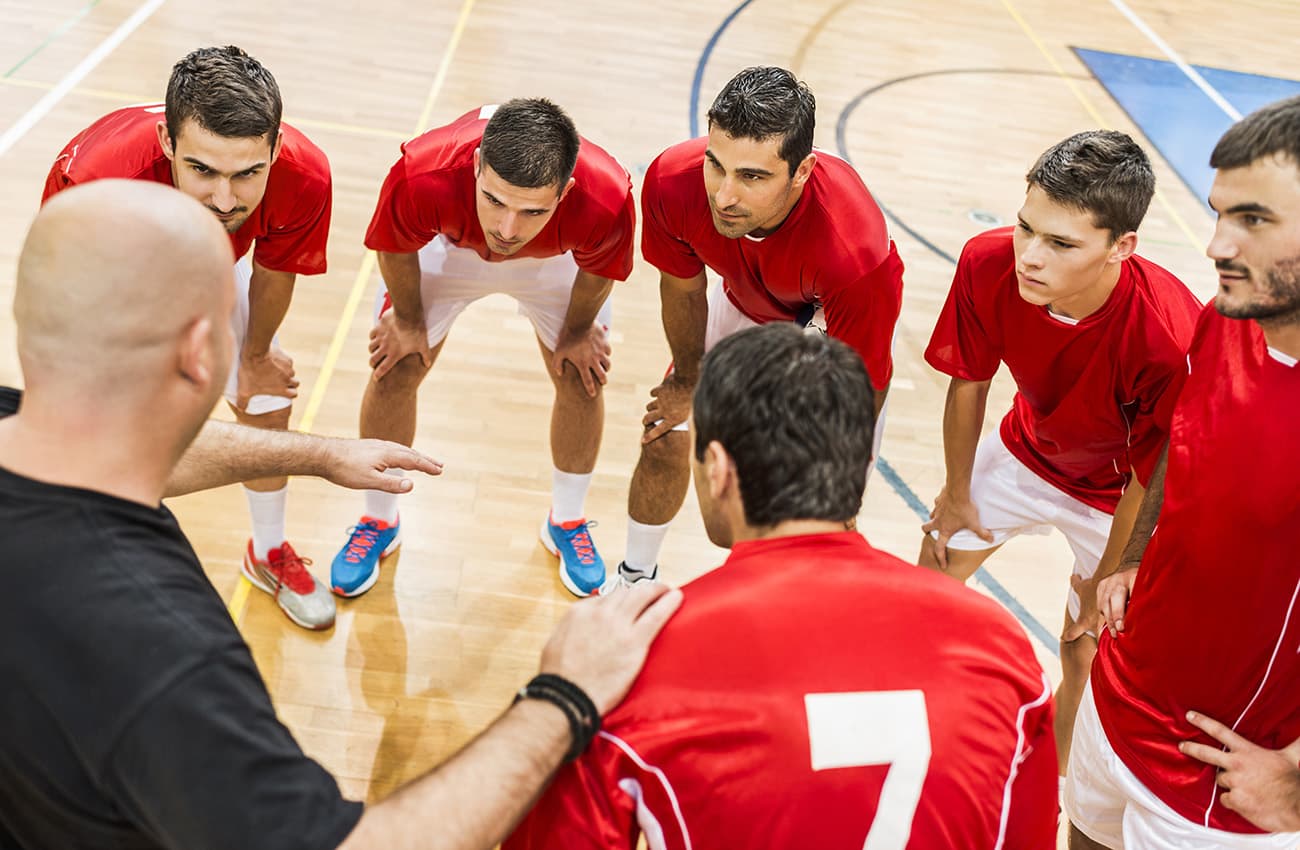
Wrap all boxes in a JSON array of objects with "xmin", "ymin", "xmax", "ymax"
[
  {"xmin": 364, "ymin": 476, "xmax": 402, "ymax": 525},
  {"xmin": 550, "ymin": 468, "xmax": 592, "ymax": 523},
  {"xmin": 624, "ymin": 518, "xmax": 670, "ymax": 571},
  {"xmin": 244, "ymin": 485, "xmax": 287, "ymax": 560}
]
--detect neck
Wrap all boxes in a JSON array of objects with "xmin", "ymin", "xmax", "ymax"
[
  {"xmin": 732, "ymin": 517, "xmax": 852, "ymax": 544},
  {"xmin": 749, "ymin": 182, "xmax": 807, "ymax": 239},
  {"xmin": 1258, "ymin": 315, "xmax": 1300, "ymax": 359},
  {"xmin": 0, "ymin": 394, "xmax": 186, "ymax": 507},
  {"xmin": 1049, "ymin": 261, "xmax": 1123, "ymax": 320}
]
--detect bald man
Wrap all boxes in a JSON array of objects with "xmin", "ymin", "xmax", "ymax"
[{"xmin": 0, "ymin": 181, "xmax": 682, "ymax": 850}]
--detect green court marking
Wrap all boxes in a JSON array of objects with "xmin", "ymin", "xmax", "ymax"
[{"xmin": 4, "ymin": 0, "xmax": 103, "ymax": 79}]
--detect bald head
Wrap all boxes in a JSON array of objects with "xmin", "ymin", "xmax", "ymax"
[{"xmin": 15, "ymin": 180, "xmax": 234, "ymax": 400}]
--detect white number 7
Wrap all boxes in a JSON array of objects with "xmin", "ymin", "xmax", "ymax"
[{"xmin": 805, "ymin": 690, "xmax": 932, "ymax": 850}]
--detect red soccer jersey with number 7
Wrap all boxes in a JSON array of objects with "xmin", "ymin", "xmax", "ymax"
[{"xmin": 505, "ymin": 532, "xmax": 1057, "ymax": 850}]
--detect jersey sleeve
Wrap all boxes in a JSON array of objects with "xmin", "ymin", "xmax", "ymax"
[
  {"xmin": 572, "ymin": 188, "xmax": 636, "ymax": 281},
  {"xmin": 924, "ymin": 240, "xmax": 1003, "ymax": 382},
  {"xmin": 251, "ymin": 169, "xmax": 333, "ymax": 275},
  {"xmin": 101, "ymin": 648, "xmax": 362, "ymax": 850},
  {"xmin": 821, "ymin": 240, "xmax": 905, "ymax": 391},
  {"xmin": 639, "ymin": 157, "xmax": 705, "ymax": 281},
  {"xmin": 364, "ymin": 157, "xmax": 442, "ymax": 254},
  {"xmin": 504, "ymin": 731, "xmax": 688, "ymax": 850}
]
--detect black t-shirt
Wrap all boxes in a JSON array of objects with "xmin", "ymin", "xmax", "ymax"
[{"xmin": 0, "ymin": 420, "xmax": 363, "ymax": 849}]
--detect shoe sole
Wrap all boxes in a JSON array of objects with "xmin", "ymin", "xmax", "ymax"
[
  {"xmin": 539, "ymin": 518, "xmax": 599, "ymax": 598},
  {"xmin": 240, "ymin": 554, "xmax": 335, "ymax": 631},
  {"xmin": 332, "ymin": 534, "xmax": 401, "ymax": 599}
]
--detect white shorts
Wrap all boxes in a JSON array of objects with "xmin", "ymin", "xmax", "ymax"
[
  {"xmin": 943, "ymin": 431, "xmax": 1111, "ymax": 622},
  {"xmin": 668, "ymin": 284, "xmax": 887, "ymax": 469},
  {"xmin": 1065, "ymin": 683, "xmax": 1300, "ymax": 849},
  {"xmin": 224, "ymin": 255, "xmax": 292, "ymax": 416},
  {"xmin": 375, "ymin": 234, "xmax": 612, "ymax": 352}
]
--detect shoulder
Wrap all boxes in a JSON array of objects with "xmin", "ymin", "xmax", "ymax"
[
  {"xmin": 58, "ymin": 105, "xmax": 168, "ymax": 182},
  {"xmin": 567, "ymin": 135, "xmax": 633, "ymax": 217},
  {"xmin": 958, "ymin": 226, "xmax": 1016, "ymax": 270},
  {"xmin": 1124, "ymin": 255, "xmax": 1204, "ymax": 349},
  {"xmin": 271, "ymin": 122, "xmax": 332, "ymax": 193},
  {"xmin": 644, "ymin": 138, "xmax": 706, "ymax": 193}
]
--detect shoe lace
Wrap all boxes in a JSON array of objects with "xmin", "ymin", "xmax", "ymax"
[
  {"xmin": 343, "ymin": 522, "xmax": 381, "ymax": 564},
  {"xmin": 269, "ymin": 546, "xmax": 316, "ymax": 595},
  {"xmin": 566, "ymin": 521, "xmax": 598, "ymax": 567}
]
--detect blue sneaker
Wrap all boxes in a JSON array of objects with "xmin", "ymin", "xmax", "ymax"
[
  {"xmin": 540, "ymin": 513, "xmax": 607, "ymax": 597},
  {"xmin": 331, "ymin": 515, "xmax": 400, "ymax": 597}
]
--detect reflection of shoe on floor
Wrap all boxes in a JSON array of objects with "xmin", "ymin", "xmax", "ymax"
[
  {"xmin": 599, "ymin": 561, "xmax": 660, "ymax": 595},
  {"xmin": 241, "ymin": 540, "xmax": 336, "ymax": 631},
  {"xmin": 540, "ymin": 513, "xmax": 607, "ymax": 597},
  {"xmin": 330, "ymin": 516, "xmax": 400, "ymax": 598}
]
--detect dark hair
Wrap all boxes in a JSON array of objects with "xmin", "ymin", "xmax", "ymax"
[
  {"xmin": 1211, "ymin": 94, "xmax": 1300, "ymax": 170},
  {"xmin": 1025, "ymin": 130, "xmax": 1154, "ymax": 240},
  {"xmin": 693, "ymin": 324, "xmax": 876, "ymax": 527},
  {"xmin": 165, "ymin": 46, "xmax": 282, "ymax": 149},
  {"xmin": 479, "ymin": 98, "xmax": 580, "ymax": 193},
  {"xmin": 706, "ymin": 66, "xmax": 815, "ymax": 177}
]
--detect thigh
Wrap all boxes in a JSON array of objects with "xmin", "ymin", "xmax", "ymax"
[
  {"xmin": 1063, "ymin": 683, "xmax": 1128, "ymax": 848},
  {"xmin": 511, "ymin": 252, "xmax": 611, "ymax": 351},
  {"xmin": 224, "ymin": 255, "xmax": 291, "ymax": 415},
  {"xmin": 704, "ymin": 281, "xmax": 760, "ymax": 352},
  {"xmin": 945, "ymin": 431, "xmax": 1056, "ymax": 551},
  {"xmin": 1054, "ymin": 499, "xmax": 1113, "ymax": 623}
]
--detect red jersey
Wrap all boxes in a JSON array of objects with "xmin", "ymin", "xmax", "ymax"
[
  {"xmin": 925, "ymin": 228, "xmax": 1201, "ymax": 512},
  {"xmin": 42, "ymin": 104, "xmax": 332, "ymax": 274},
  {"xmin": 364, "ymin": 106, "xmax": 635, "ymax": 281},
  {"xmin": 1092, "ymin": 305, "xmax": 1300, "ymax": 834},
  {"xmin": 507, "ymin": 532, "xmax": 1057, "ymax": 850},
  {"xmin": 640, "ymin": 138, "xmax": 904, "ymax": 390}
]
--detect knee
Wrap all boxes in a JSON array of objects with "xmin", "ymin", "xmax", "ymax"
[
  {"xmin": 554, "ymin": 360, "xmax": 603, "ymax": 400},
  {"xmin": 373, "ymin": 355, "xmax": 430, "ymax": 393},
  {"xmin": 1059, "ymin": 634, "xmax": 1098, "ymax": 678},
  {"xmin": 231, "ymin": 404, "xmax": 291, "ymax": 430},
  {"xmin": 639, "ymin": 429, "xmax": 690, "ymax": 470}
]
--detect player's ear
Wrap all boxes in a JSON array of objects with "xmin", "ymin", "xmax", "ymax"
[
  {"xmin": 176, "ymin": 317, "xmax": 213, "ymax": 389},
  {"xmin": 1108, "ymin": 231, "xmax": 1138, "ymax": 264},
  {"xmin": 156, "ymin": 121, "xmax": 175, "ymax": 160},
  {"xmin": 557, "ymin": 176, "xmax": 576, "ymax": 203},
  {"xmin": 473, "ymin": 147, "xmax": 481, "ymax": 175},
  {"xmin": 704, "ymin": 440, "xmax": 736, "ymax": 500},
  {"xmin": 791, "ymin": 152, "xmax": 817, "ymax": 190},
  {"xmin": 268, "ymin": 127, "xmax": 283, "ymax": 164}
]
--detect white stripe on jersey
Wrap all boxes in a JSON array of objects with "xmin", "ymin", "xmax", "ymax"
[
  {"xmin": 599, "ymin": 730, "xmax": 693, "ymax": 850},
  {"xmin": 1204, "ymin": 574, "xmax": 1300, "ymax": 827},
  {"xmin": 994, "ymin": 672, "xmax": 1054, "ymax": 850},
  {"xmin": 617, "ymin": 779, "xmax": 669, "ymax": 850}
]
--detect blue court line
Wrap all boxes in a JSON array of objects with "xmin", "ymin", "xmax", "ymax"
[{"xmin": 689, "ymin": 3, "xmax": 1060, "ymax": 656}]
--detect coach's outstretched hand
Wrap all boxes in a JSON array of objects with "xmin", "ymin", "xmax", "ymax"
[
  {"xmin": 540, "ymin": 582, "xmax": 683, "ymax": 715},
  {"xmin": 319, "ymin": 437, "xmax": 443, "ymax": 492}
]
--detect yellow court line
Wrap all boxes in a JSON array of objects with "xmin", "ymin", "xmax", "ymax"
[
  {"xmin": 228, "ymin": 0, "xmax": 479, "ymax": 625},
  {"xmin": 997, "ymin": 0, "xmax": 1207, "ymax": 252}
]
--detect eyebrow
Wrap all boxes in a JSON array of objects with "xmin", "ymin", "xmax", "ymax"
[
  {"xmin": 481, "ymin": 188, "xmax": 553, "ymax": 214},
  {"xmin": 182, "ymin": 156, "xmax": 267, "ymax": 176},
  {"xmin": 1017, "ymin": 216, "xmax": 1081, "ymax": 244},
  {"xmin": 704, "ymin": 149, "xmax": 775, "ymax": 178},
  {"xmin": 1207, "ymin": 199, "xmax": 1273, "ymax": 215}
]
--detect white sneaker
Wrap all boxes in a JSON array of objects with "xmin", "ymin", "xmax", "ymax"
[{"xmin": 599, "ymin": 561, "xmax": 660, "ymax": 595}]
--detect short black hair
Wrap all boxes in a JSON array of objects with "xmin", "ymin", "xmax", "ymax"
[
  {"xmin": 1025, "ymin": 130, "xmax": 1154, "ymax": 240},
  {"xmin": 693, "ymin": 324, "xmax": 876, "ymax": 527},
  {"xmin": 479, "ymin": 98, "xmax": 580, "ymax": 193},
  {"xmin": 1211, "ymin": 94, "xmax": 1300, "ymax": 171},
  {"xmin": 706, "ymin": 67, "xmax": 815, "ymax": 177},
  {"xmin": 165, "ymin": 46, "xmax": 282, "ymax": 148}
]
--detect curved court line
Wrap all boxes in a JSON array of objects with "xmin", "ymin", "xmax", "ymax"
[
  {"xmin": 0, "ymin": 0, "xmax": 167, "ymax": 160},
  {"xmin": 227, "ymin": 0, "xmax": 479, "ymax": 625},
  {"xmin": 689, "ymin": 3, "xmax": 1060, "ymax": 655},
  {"xmin": 789, "ymin": 0, "xmax": 856, "ymax": 76},
  {"xmin": 3, "ymin": 0, "xmax": 103, "ymax": 78}
]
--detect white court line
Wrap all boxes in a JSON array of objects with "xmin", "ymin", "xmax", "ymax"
[
  {"xmin": 0, "ymin": 0, "xmax": 168, "ymax": 159},
  {"xmin": 1105, "ymin": 0, "xmax": 1243, "ymax": 121}
]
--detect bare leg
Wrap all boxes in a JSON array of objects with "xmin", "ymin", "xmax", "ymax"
[
  {"xmin": 536, "ymin": 337, "xmax": 602, "ymax": 474},
  {"xmin": 627, "ymin": 429, "xmax": 692, "ymax": 526},
  {"xmin": 359, "ymin": 342, "xmax": 442, "ymax": 446},
  {"xmin": 1057, "ymin": 607, "xmax": 1099, "ymax": 774},
  {"xmin": 228, "ymin": 404, "xmax": 292, "ymax": 492},
  {"xmin": 1068, "ymin": 824, "xmax": 1114, "ymax": 849},
  {"xmin": 916, "ymin": 533, "xmax": 1003, "ymax": 582}
]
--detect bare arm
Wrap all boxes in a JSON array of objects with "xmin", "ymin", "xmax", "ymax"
[
  {"xmin": 1098, "ymin": 442, "xmax": 1168, "ymax": 635},
  {"xmin": 370, "ymin": 250, "xmax": 431, "ymax": 379},
  {"xmin": 641, "ymin": 269, "xmax": 709, "ymax": 443},
  {"xmin": 550, "ymin": 270, "xmax": 615, "ymax": 397},
  {"xmin": 235, "ymin": 263, "xmax": 299, "ymax": 407},
  {"xmin": 338, "ymin": 582, "xmax": 684, "ymax": 850},
  {"xmin": 1064, "ymin": 476, "xmax": 1146, "ymax": 640},
  {"xmin": 164, "ymin": 421, "xmax": 443, "ymax": 498},
  {"xmin": 921, "ymin": 377, "xmax": 994, "ymax": 568}
]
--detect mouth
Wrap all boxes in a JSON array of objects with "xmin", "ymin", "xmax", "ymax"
[
  {"xmin": 714, "ymin": 208, "xmax": 746, "ymax": 222},
  {"xmin": 1017, "ymin": 272, "xmax": 1048, "ymax": 288}
]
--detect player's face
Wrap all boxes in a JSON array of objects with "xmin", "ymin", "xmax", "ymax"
[
  {"xmin": 1012, "ymin": 185, "xmax": 1134, "ymax": 317},
  {"xmin": 1207, "ymin": 154, "xmax": 1300, "ymax": 323},
  {"xmin": 158, "ymin": 118, "xmax": 281, "ymax": 233},
  {"xmin": 474, "ymin": 150, "xmax": 575, "ymax": 256},
  {"xmin": 703, "ymin": 128, "xmax": 814, "ymax": 239}
]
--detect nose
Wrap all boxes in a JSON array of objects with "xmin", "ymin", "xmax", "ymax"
[
  {"xmin": 713, "ymin": 175, "xmax": 740, "ymax": 211},
  {"xmin": 497, "ymin": 210, "xmax": 519, "ymax": 241},
  {"xmin": 211, "ymin": 178, "xmax": 236, "ymax": 213},
  {"xmin": 1019, "ymin": 236, "xmax": 1047, "ymax": 270},
  {"xmin": 1206, "ymin": 219, "xmax": 1237, "ymax": 262}
]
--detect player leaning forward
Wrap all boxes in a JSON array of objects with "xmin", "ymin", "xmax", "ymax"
[
  {"xmin": 43, "ymin": 45, "xmax": 336, "ymax": 630},
  {"xmin": 918, "ymin": 130, "xmax": 1201, "ymax": 771},
  {"xmin": 331, "ymin": 100, "xmax": 635, "ymax": 598}
]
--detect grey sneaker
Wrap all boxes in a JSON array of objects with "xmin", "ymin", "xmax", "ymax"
[
  {"xmin": 598, "ymin": 561, "xmax": 660, "ymax": 595},
  {"xmin": 241, "ymin": 540, "xmax": 336, "ymax": 630}
]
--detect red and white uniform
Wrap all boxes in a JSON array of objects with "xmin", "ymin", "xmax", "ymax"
[
  {"xmin": 365, "ymin": 106, "xmax": 635, "ymax": 280},
  {"xmin": 42, "ymin": 104, "xmax": 332, "ymax": 275},
  {"xmin": 926, "ymin": 228, "xmax": 1202, "ymax": 512},
  {"xmin": 640, "ymin": 137, "xmax": 904, "ymax": 390},
  {"xmin": 1090, "ymin": 304, "xmax": 1300, "ymax": 834},
  {"xmin": 507, "ymin": 532, "xmax": 1057, "ymax": 850}
]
